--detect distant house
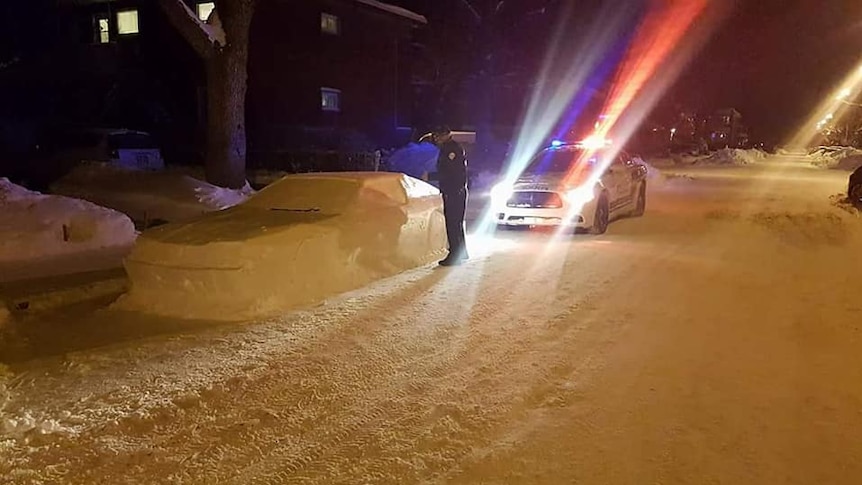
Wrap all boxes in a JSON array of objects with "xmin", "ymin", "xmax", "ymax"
[
  {"xmin": 46, "ymin": 0, "xmax": 427, "ymax": 167},
  {"xmin": 706, "ymin": 108, "xmax": 744, "ymax": 149}
]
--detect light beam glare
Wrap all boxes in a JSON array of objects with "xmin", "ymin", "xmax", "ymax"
[
  {"xmin": 473, "ymin": 0, "xmax": 728, "ymax": 242},
  {"xmin": 786, "ymin": 56, "xmax": 862, "ymax": 149},
  {"xmin": 474, "ymin": 3, "xmax": 643, "ymax": 237},
  {"xmin": 549, "ymin": 0, "xmax": 727, "ymax": 240},
  {"xmin": 564, "ymin": 0, "xmax": 724, "ymax": 191}
]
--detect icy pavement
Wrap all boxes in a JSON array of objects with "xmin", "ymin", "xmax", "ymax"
[{"xmin": 3, "ymin": 156, "xmax": 862, "ymax": 484}]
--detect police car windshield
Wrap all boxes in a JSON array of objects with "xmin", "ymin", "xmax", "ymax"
[{"xmin": 525, "ymin": 148, "xmax": 603, "ymax": 175}]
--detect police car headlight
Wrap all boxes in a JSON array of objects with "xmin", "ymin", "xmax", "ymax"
[
  {"xmin": 565, "ymin": 186, "xmax": 595, "ymax": 206},
  {"xmin": 490, "ymin": 183, "xmax": 513, "ymax": 203}
]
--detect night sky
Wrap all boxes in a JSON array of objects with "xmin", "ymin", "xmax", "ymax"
[
  {"xmin": 674, "ymin": 0, "xmax": 862, "ymax": 143},
  {"xmin": 398, "ymin": 0, "xmax": 862, "ymax": 145},
  {"xmin": 3, "ymin": 0, "xmax": 860, "ymax": 145}
]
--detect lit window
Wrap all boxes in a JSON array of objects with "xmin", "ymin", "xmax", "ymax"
[
  {"xmin": 321, "ymin": 13, "xmax": 340, "ymax": 35},
  {"xmin": 117, "ymin": 10, "xmax": 139, "ymax": 35},
  {"xmin": 96, "ymin": 17, "xmax": 110, "ymax": 44},
  {"xmin": 196, "ymin": 2, "xmax": 215, "ymax": 21},
  {"xmin": 321, "ymin": 88, "xmax": 341, "ymax": 112}
]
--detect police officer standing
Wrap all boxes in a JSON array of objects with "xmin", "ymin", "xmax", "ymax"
[{"xmin": 432, "ymin": 127, "xmax": 469, "ymax": 266}]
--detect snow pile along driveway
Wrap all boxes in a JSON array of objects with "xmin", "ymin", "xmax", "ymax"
[
  {"xmin": 0, "ymin": 178, "xmax": 136, "ymax": 282},
  {"xmin": 51, "ymin": 162, "xmax": 254, "ymax": 226},
  {"xmin": 695, "ymin": 148, "xmax": 767, "ymax": 166},
  {"xmin": 809, "ymin": 146, "xmax": 862, "ymax": 171}
]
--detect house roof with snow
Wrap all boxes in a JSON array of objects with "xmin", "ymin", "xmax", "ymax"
[
  {"xmin": 353, "ymin": 0, "xmax": 427, "ymax": 24},
  {"xmin": 62, "ymin": 0, "xmax": 428, "ymax": 24}
]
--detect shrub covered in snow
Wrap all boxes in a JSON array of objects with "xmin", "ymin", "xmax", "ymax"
[
  {"xmin": 51, "ymin": 162, "xmax": 254, "ymax": 226},
  {"xmin": 808, "ymin": 146, "xmax": 862, "ymax": 171},
  {"xmin": 0, "ymin": 178, "xmax": 136, "ymax": 280}
]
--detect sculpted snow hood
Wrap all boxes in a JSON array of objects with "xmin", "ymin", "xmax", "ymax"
[{"xmin": 116, "ymin": 172, "xmax": 447, "ymax": 321}]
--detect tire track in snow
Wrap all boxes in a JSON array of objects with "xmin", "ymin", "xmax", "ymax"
[
  {"xmin": 213, "ymin": 257, "xmax": 545, "ymax": 483},
  {"xmin": 215, "ymin": 241, "xmax": 638, "ymax": 484},
  {"xmin": 0, "ymin": 267, "xmax": 467, "ymax": 482},
  {"xmin": 6, "ymin": 231, "xmax": 677, "ymax": 484},
  {"xmin": 45, "ymin": 240, "xmax": 580, "ymax": 482}
]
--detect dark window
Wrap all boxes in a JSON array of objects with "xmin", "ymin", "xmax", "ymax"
[{"xmin": 321, "ymin": 88, "xmax": 341, "ymax": 112}]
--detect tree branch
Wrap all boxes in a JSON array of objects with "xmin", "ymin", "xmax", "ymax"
[
  {"xmin": 158, "ymin": 0, "xmax": 221, "ymax": 59},
  {"xmin": 458, "ymin": 0, "xmax": 483, "ymax": 23}
]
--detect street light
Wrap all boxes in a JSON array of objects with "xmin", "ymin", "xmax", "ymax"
[{"xmin": 837, "ymin": 88, "xmax": 852, "ymax": 100}]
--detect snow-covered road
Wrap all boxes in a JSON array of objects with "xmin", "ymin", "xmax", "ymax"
[{"xmin": 3, "ymin": 156, "xmax": 862, "ymax": 484}]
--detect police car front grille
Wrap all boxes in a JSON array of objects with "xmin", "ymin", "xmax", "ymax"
[{"xmin": 506, "ymin": 191, "xmax": 563, "ymax": 209}]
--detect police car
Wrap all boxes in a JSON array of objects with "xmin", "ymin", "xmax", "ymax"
[{"xmin": 491, "ymin": 139, "xmax": 647, "ymax": 234}]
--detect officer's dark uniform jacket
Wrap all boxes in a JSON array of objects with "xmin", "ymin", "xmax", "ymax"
[
  {"xmin": 436, "ymin": 138, "xmax": 468, "ymax": 261},
  {"xmin": 436, "ymin": 139, "xmax": 468, "ymax": 194}
]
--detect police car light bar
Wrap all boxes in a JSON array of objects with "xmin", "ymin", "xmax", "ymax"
[{"xmin": 577, "ymin": 135, "xmax": 613, "ymax": 150}]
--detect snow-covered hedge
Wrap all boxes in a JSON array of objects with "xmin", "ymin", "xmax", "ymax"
[
  {"xmin": 51, "ymin": 163, "xmax": 254, "ymax": 226},
  {"xmin": 0, "ymin": 178, "xmax": 136, "ymax": 279}
]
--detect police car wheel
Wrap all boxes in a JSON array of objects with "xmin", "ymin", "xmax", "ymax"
[
  {"xmin": 590, "ymin": 196, "xmax": 610, "ymax": 235},
  {"xmin": 850, "ymin": 183, "xmax": 862, "ymax": 207},
  {"xmin": 632, "ymin": 182, "xmax": 646, "ymax": 217}
]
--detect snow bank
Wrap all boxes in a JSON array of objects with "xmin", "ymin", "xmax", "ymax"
[
  {"xmin": 646, "ymin": 153, "xmax": 706, "ymax": 168},
  {"xmin": 776, "ymin": 147, "xmax": 807, "ymax": 156},
  {"xmin": 650, "ymin": 148, "xmax": 767, "ymax": 168},
  {"xmin": 51, "ymin": 163, "xmax": 254, "ymax": 225},
  {"xmin": 633, "ymin": 158, "xmax": 696, "ymax": 187},
  {"xmin": 695, "ymin": 148, "xmax": 767, "ymax": 166},
  {"xmin": 115, "ymin": 172, "xmax": 447, "ymax": 321},
  {"xmin": 0, "ymin": 178, "xmax": 136, "ymax": 281},
  {"xmin": 829, "ymin": 193, "xmax": 860, "ymax": 215},
  {"xmin": 809, "ymin": 146, "xmax": 862, "ymax": 171}
]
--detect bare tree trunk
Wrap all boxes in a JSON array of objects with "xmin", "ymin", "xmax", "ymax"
[
  {"xmin": 205, "ymin": 1, "xmax": 253, "ymax": 189},
  {"xmin": 158, "ymin": 0, "xmax": 254, "ymax": 189}
]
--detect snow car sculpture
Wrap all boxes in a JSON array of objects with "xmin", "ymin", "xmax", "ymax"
[{"xmin": 117, "ymin": 172, "xmax": 447, "ymax": 321}]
